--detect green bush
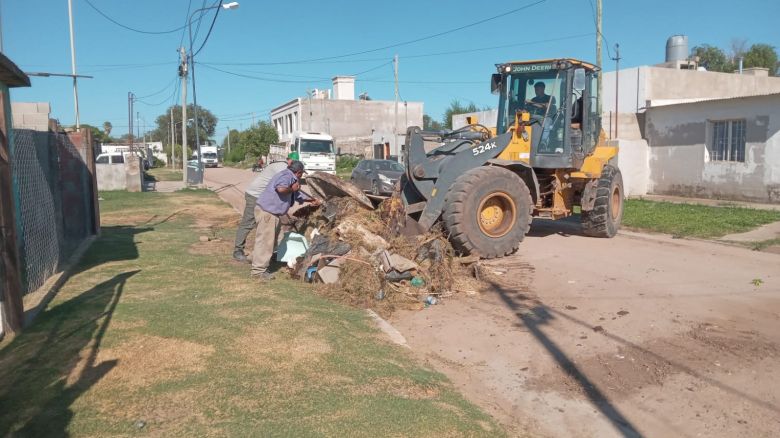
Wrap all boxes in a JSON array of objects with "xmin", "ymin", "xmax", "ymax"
[{"xmin": 336, "ymin": 155, "xmax": 361, "ymax": 175}]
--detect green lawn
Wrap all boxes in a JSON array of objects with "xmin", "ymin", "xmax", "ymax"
[
  {"xmin": 0, "ymin": 191, "xmax": 500, "ymax": 437},
  {"xmin": 622, "ymin": 199, "xmax": 780, "ymax": 238},
  {"xmin": 145, "ymin": 167, "xmax": 183, "ymax": 181}
]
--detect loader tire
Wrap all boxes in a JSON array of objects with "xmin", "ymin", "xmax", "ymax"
[
  {"xmin": 443, "ymin": 166, "xmax": 533, "ymax": 258},
  {"xmin": 581, "ymin": 164, "xmax": 623, "ymax": 238}
]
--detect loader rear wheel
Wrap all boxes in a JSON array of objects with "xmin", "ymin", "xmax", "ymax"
[
  {"xmin": 581, "ymin": 164, "xmax": 623, "ymax": 238},
  {"xmin": 443, "ymin": 166, "xmax": 532, "ymax": 258}
]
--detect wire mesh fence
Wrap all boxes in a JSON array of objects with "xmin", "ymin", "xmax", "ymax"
[{"xmin": 10, "ymin": 128, "xmax": 97, "ymax": 295}]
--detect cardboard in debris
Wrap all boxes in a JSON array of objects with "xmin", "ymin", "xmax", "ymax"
[
  {"xmin": 377, "ymin": 249, "xmax": 418, "ymax": 273},
  {"xmin": 316, "ymin": 257, "xmax": 347, "ymax": 284}
]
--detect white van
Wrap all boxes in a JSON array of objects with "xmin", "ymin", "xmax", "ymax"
[
  {"xmin": 291, "ymin": 132, "xmax": 336, "ymax": 175},
  {"xmin": 191, "ymin": 145, "xmax": 220, "ymax": 168}
]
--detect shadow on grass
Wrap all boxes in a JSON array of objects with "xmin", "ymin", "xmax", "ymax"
[
  {"xmin": 0, "ymin": 271, "xmax": 138, "ymax": 437},
  {"xmin": 1, "ymin": 224, "xmax": 150, "ymax": 436}
]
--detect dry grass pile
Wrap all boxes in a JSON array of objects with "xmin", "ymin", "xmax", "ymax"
[{"xmin": 292, "ymin": 195, "xmax": 487, "ymax": 315}]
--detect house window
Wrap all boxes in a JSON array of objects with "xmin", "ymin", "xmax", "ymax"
[{"xmin": 710, "ymin": 120, "xmax": 746, "ymax": 162}]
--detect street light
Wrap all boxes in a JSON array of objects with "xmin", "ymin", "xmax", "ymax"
[{"xmin": 188, "ymin": 1, "xmax": 239, "ymax": 183}]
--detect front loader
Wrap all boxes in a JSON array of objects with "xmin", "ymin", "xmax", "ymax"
[{"xmin": 398, "ymin": 58, "xmax": 623, "ymax": 258}]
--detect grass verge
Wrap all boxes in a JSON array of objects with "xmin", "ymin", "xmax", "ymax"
[
  {"xmin": 0, "ymin": 190, "xmax": 500, "ymax": 437},
  {"xmin": 622, "ymin": 199, "xmax": 780, "ymax": 238},
  {"xmin": 145, "ymin": 167, "xmax": 183, "ymax": 181}
]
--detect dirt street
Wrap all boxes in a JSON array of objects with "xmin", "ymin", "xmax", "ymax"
[{"xmin": 205, "ymin": 167, "xmax": 780, "ymax": 437}]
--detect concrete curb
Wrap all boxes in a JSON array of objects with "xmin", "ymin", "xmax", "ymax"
[{"xmin": 365, "ymin": 309, "xmax": 409, "ymax": 348}]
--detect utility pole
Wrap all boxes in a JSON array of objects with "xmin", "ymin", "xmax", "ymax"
[
  {"xmin": 251, "ymin": 112, "xmax": 255, "ymax": 126},
  {"xmin": 596, "ymin": 0, "xmax": 602, "ymax": 116},
  {"xmin": 613, "ymin": 43, "xmax": 621, "ymax": 139},
  {"xmin": 136, "ymin": 111, "xmax": 140, "ymax": 147},
  {"xmin": 227, "ymin": 126, "xmax": 231, "ymax": 154},
  {"xmin": 128, "ymin": 92, "xmax": 134, "ymax": 148},
  {"xmin": 179, "ymin": 46, "xmax": 188, "ymax": 184},
  {"xmin": 169, "ymin": 107, "xmax": 174, "ymax": 168},
  {"xmin": 67, "ymin": 0, "xmax": 80, "ymax": 128},
  {"xmin": 393, "ymin": 54, "xmax": 399, "ymax": 160}
]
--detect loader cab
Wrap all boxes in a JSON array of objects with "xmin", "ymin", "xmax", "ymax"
[{"xmin": 494, "ymin": 59, "xmax": 601, "ymax": 169}]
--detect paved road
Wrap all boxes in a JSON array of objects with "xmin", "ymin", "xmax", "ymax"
[{"xmin": 205, "ymin": 166, "xmax": 780, "ymax": 437}]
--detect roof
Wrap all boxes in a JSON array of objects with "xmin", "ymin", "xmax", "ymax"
[
  {"xmin": 0, "ymin": 52, "xmax": 30, "ymax": 87},
  {"xmin": 501, "ymin": 58, "xmax": 599, "ymax": 71},
  {"xmin": 294, "ymin": 132, "xmax": 333, "ymax": 141},
  {"xmin": 648, "ymin": 92, "xmax": 780, "ymax": 109}
]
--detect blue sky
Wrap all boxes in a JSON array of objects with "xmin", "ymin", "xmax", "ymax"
[{"xmin": 3, "ymin": 0, "xmax": 778, "ymax": 140}]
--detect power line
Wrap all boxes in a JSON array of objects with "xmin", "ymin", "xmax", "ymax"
[
  {"xmin": 201, "ymin": 0, "xmax": 546, "ymax": 66},
  {"xmin": 199, "ymin": 63, "xmax": 331, "ymax": 83},
  {"xmin": 179, "ymin": 0, "xmax": 195, "ymax": 47},
  {"xmin": 136, "ymin": 75, "xmax": 179, "ymax": 99},
  {"xmin": 200, "ymin": 57, "xmax": 390, "ymax": 66},
  {"xmin": 403, "ymin": 33, "xmax": 594, "ymax": 59},
  {"xmin": 82, "ymin": 0, "xmax": 187, "ymax": 34},
  {"xmin": 192, "ymin": 0, "xmax": 223, "ymax": 57},
  {"xmin": 586, "ymin": 0, "xmax": 612, "ymax": 59},
  {"xmin": 136, "ymin": 77, "xmax": 181, "ymax": 106}
]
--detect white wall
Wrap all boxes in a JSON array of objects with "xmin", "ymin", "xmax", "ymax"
[
  {"xmin": 645, "ymin": 94, "xmax": 780, "ymax": 202},
  {"xmin": 453, "ymin": 109, "xmax": 499, "ymax": 129}
]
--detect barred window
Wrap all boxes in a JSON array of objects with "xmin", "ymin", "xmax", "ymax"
[{"xmin": 710, "ymin": 120, "xmax": 746, "ymax": 162}]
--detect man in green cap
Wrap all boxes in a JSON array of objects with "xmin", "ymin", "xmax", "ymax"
[{"xmin": 232, "ymin": 152, "xmax": 299, "ymax": 262}]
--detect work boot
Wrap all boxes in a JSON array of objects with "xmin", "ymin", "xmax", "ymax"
[
  {"xmin": 252, "ymin": 272, "xmax": 275, "ymax": 282},
  {"xmin": 233, "ymin": 250, "xmax": 249, "ymax": 263}
]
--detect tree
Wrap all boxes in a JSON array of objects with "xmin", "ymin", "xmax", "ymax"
[
  {"xmin": 744, "ymin": 43, "xmax": 778, "ymax": 75},
  {"xmin": 442, "ymin": 100, "xmax": 479, "ymax": 129},
  {"xmin": 103, "ymin": 121, "xmax": 112, "ymax": 137},
  {"xmin": 222, "ymin": 129, "xmax": 241, "ymax": 149},
  {"xmin": 237, "ymin": 121, "xmax": 277, "ymax": 159},
  {"xmin": 73, "ymin": 124, "xmax": 113, "ymax": 143},
  {"xmin": 423, "ymin": 114, "xmax": 442, "ymax": 131},
  {"xmin": 691, "ymin": 45, "xmax": 733, "ymax": 72},
  {"xmin": 151, "ymin": 104, "xmax": 218, "ymax": 149}
]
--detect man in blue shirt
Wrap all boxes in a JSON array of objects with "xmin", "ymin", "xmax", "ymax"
[
  {"xmin": 232, "ymin": 152, "xmax": 298, "ymax": 263},
  {"xmin": 252, "ymin": 160, "xmax": 321, "ymax": 280}
]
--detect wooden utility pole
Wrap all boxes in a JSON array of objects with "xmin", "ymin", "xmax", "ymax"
[
  {"xmin": 128, "ymin": 92, "xmax": 134, "ymax": 149},
  {"xmin": 0, "ymin": 90, "xmax": 24, "ymax": 334},
  {"xmin": 179, "ymin": 47, "xmax": 188, "ymax": 184},
  {"xmin": 226, "ymin": 126, "xmax": 231, "ymax": 154},
  {"xmin": 169, "ymin": 107, "xmax": 174, "ymax": 168},
  {"xmin": 596, "ymin": 0, "xmax": 603, "ymax": 116},
  {"xmin": 393, "ymin": 54, "xmax": 399, "ymax": 160}
]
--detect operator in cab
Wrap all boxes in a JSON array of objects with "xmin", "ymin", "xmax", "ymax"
[{"xmin": 526, "ymin": 82, "xmax": 556, "ymax": 115}]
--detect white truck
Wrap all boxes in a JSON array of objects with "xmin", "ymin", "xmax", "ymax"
[
  {"xmin": 290, "ymin": 132, "xmax": 336, "ymax": 175},
  {"xmin": 191, "ymin": 145, "xmax": 220, "ymax": 168}
]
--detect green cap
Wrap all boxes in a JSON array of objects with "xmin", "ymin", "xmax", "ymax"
[{"xmin": 287, "ymin": 152, "xmax": 300, "ymax": 160}]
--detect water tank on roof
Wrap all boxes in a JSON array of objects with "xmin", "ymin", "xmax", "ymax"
[{"xmin": 665, "ymin": 35, "xmax": 688, "ymax": 63}]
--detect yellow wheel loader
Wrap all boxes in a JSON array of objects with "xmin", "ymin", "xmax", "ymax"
[{"xmin": 399, "ymin": 59, "xmax": 623, "ymax": 258}]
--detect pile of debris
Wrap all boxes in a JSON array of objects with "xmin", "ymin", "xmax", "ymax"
[{"xmin": 277, "ymin": 172, "xmax": 486, "ymax": 315}]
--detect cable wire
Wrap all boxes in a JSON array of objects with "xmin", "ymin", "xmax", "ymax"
[
  {"xmin": 82, "ymin": 0, "xmax": 187, "ymax": 34},
  {"xmin": 192, "ymin": 0, "xmax": 223, "ymax": 57},
  {"xmin": 200, "ymin": 0, "xmax": 545, "ymax": 66},
  {"xmin": 135, "ymin": 75, "xmax": 179, "ymax": 99}
]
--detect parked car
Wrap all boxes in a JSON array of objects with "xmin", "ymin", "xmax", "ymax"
[
  {"xmin": 95, "ymin": 153, "xmax": 125, "ymax": 165},
  {"xmin": 350, "ymin": 159, "xmax": 404, "ymax": 196}
]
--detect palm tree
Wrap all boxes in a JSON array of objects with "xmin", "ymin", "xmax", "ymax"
[{"xmin": 103, "ymin": 121, "xmax": 112, "ymax": 137}]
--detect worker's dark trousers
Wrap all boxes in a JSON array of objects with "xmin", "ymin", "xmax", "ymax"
[{"xmin": 234, "ymin": 193, "xmax": 258, "ymax": 252}]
